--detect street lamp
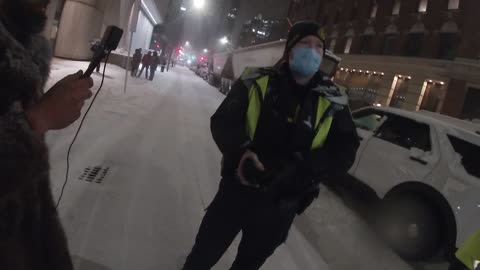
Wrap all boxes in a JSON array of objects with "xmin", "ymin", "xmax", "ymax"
[
  {"xmin": 185, "ymin": 41, "xmax": 190, "ymax": 46},
  {"xmin": 180, "ymin": 6, "xmax": 187, "ymax": 11},
  {"xmin": 220, "ymin": 36, "xmax": 229, "ymax": 45},
  {"xmin": 203, "ymin": 48, "xmax": 208, "ymax": 53},
  {"xmin": 193, "ymin": 0, "xmax": 205, "ymax": 9}
]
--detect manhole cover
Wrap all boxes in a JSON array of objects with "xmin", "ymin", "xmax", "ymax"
[{"xmin": 78, "ymin": 166, "xmax": 110, "ymax": 184}]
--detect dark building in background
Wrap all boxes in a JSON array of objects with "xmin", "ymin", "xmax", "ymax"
[
  {"xmin": 231, "ymin": 0, "xmax": 290, "ymax": 47},
  {"xmin": 237, "ymin": 15, "xmax": 288, "ymax": 47},
  {"xmin": 217, "ymin": 0, "xmax": 239, "ymax": 41},
  {"xmin": 287, "ymin": 0, "xmax": 324, "ymax": 23},
  {"xmin": 151, "ymin": 0, "xmax": 184, "ymax": 54},
  {"xmin": 289, "ymin": 0, "xmax": 480, "ymax": 119}
]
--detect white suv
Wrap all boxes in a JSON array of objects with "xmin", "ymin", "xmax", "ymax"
[{"xmin": 350, "ymin": 106, "xmax": 480, "ymax": 261}]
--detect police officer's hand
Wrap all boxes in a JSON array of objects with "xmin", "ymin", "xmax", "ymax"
[
  {"xmin": 26, "ymin": 70, "xmax": 93, "ymax": 136},
  {"xmin": 236, "ymin": 149, "xmax": 265, "ymax": 187}
]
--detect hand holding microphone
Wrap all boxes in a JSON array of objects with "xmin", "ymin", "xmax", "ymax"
[{"xmin": 26, "ymin": 71, "xmax": 94, "ymax": 136}]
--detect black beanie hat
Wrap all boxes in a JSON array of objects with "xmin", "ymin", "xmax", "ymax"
[{"xmin": 284, "ymin": 21, "xmax": 326, "ymax": 55}]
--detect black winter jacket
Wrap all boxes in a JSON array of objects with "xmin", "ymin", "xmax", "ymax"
[{"xmin": 210, "ymin": 65, "xmax": 359, "ymax": 211}]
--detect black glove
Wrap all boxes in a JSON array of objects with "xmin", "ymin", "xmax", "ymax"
[{"xmin": 242, "ymin": 158, "xmax": 271, "ymax": 186}]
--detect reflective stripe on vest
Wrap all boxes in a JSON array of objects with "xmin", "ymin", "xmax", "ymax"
[
  {"xmin": 245, "ymin": 75, "xmax": 334, "ymax": 150},
  {"xmin": 246, "ymin": 76, "xmax": 269, "ymax": 140},
  {"xmin": 312, "ymin": 98, "xmax": 333, "ymax": 149},
  {"xmin": 456, "ymin": 230, "xmax": 480, "ymax": 270}
]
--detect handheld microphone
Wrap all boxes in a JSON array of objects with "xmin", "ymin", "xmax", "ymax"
[
  {"xmin": 82, "ymin": 26, "xmax": 124, "ymax": 78},
  {"xmin": 56, "ymin": 26, "xmax": 123, "ymax": 209}
]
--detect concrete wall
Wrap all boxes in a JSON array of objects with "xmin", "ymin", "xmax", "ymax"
[
  {"xmin": 131, "ymin": 11, "xmax": 155, "ymax": 51},
  {"xmin": 55, "ymin": 0, "xmax": 104, "ymax": 59}
]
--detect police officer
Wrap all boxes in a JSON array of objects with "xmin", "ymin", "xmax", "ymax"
[{"xmin": 183, "ymin": 21, "xmax": 360, "ymax": 270}]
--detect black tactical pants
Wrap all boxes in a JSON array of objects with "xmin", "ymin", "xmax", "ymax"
[{"xmin": 183, "ymin": 179, "xmax": 297, "ymax": 270}]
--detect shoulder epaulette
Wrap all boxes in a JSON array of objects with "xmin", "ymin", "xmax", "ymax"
[{"xmin": 312, "ymin": 77, "xmax": 349, "ymax": 106}]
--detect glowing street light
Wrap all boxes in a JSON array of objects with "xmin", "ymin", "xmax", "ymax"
[
  {"xmin": 203, "ymin": 48, "xmax": 208, "ymax": 53},
  {"xmin": 180, "ymin": 6, "xmax": 187, "ymax": 11},
  {"xmin": 185, "ymin": 41, "xmax": 190, "ymax": 46},
  {"xmin": 220, "ymin": 36, "xmax": 229, "ymax": 45},
  {"xmin": 193, "ymin": 0, "xmax": 205, "ymax": 9}
]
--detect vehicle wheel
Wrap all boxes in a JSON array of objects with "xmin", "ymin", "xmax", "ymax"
[{"xmin": 374, "ymin": 195, "xmax": 442, "ymax": 261}]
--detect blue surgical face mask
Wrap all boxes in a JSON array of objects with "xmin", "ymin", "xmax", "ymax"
[{"xmin": 289, "ymin": 47, "xmax": 323, "ymax": 77}]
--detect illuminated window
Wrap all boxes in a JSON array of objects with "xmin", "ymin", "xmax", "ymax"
[
  {"xmin": 448, "ymin": 0, "xmax": 460, "ymax": 10},
  {"xmin": 393, "ymin": 0, "xmax": 401, "ymax": 15},
  {"xmin": 418, "ymin": 0, "xmax": 428, "ymax": 13}
]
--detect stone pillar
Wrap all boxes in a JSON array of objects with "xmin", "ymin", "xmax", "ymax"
[
  {"xmin": 42, "ymin": 0, "xmax": 60, "ymax": 41},
  {"xmin": 54, "ymin": 0, "xmax": 104, "ymax": 60}
]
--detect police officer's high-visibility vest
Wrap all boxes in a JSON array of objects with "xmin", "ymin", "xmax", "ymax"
[
  {"xmin": 243, "ymin": 72, "xmax": 334, "ymax": 150},
  {"xmin": 456, "ymin": 230, "xmax": 480, "ymax": 270}
]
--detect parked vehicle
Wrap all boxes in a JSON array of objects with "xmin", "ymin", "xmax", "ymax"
[
  {"xmin": 350, "ymin": 106, "xmax": 480, "ymax": 261},
  {"xmin": 198, "ymin": 63, "xmax": 209, "ymax": 80}
]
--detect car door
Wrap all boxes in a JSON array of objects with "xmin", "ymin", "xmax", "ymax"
[{"xmin": 353, "ymin": 114, "xmax": 437, "ymax": 198}]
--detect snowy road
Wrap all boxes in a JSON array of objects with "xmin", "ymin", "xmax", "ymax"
[{"xmin": 45, "ymin": 59, "xmax": 442, "ymax": 270}]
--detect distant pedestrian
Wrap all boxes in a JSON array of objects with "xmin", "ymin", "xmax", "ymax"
[
  {"xmin": 131, "ymin": 48, "xmax": 142, "ymax": 77},
  {"xmin": 149, "ymin": 51, "xmax": 160, "ymax": 81},
  {"xmin": 160, "ymin": 55, "xmax": 167, "ymax": 72},
  {"xmin": 89, "ymin": 39, "xmax": 102, "ymax": 73},
  {"xmin": 137, "ymin": 51, "xmax": 152, "ymax": 79}
]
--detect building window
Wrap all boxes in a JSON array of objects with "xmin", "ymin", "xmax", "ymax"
[
  {"xmin": 389, "ymin": 76, "xmax": 410, "ymax": 108},
  {"xmin": 438, "ymin": 33, "xmax": 458, "ymax": 59},
  {"xmin": 360, "ymin": 36, "xmax": 373, "ymax": 54},
  {"xmin": 418, "ymin": 0, "xmax": 428, "ymax": 13},
  {"xmin": 448, "ymin": 0, "xmax": 460, "ymax": 10},
  {"xmin": 382, "ymin": 34, "xmax": 399, "ymax": 55},
  {"xmin": 344, "ymin": 37, "xmax": 353, "ymax": 54},
  {"xmin": 370, "ymin": 0, "xmax": 378, "ymax": 19},
  {"xmin": 393, "ymin": 0, "xmax": 401, "ymax": 15},
  {"xmin": 350, "ymin": 1, "xmax": 359, "ymax": 21},
  {"xmin": 420, "ymin": 81, "xmax": 444, "ymax": 112},
  {"xmin": 405, "ymin": 33, "xmax": 424, "ymax": 56},
  {"xmin": 461, "ymin": 87, "xmax": 480, "ymax": 120}
]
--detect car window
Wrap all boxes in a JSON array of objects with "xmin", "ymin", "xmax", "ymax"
[
  {"xmin": 352, "ymin": 109, "xmax": 384, "ymax": 131},
  {"xmin": 376, "ymin": 116, "xmax": 432, "ymax": 151},
  {"xmin": 448, "ymin": 135, "xmax": 480, "ymax": 179}
]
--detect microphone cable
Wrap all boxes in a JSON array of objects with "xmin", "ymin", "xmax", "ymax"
[{"xmin": 56, "ymin": 52, "xmax": 111, "ymax": 209}]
